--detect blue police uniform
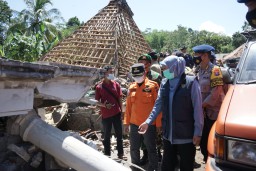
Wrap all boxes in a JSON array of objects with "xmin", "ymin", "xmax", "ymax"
[{"xmin": 192, "ymin": 44, "xmax": 225, "ymax": 162}]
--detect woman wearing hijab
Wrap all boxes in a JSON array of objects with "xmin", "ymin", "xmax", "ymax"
[{"xmin": 138, "ymin": 55, "xmax": 204, "ymax": 171}]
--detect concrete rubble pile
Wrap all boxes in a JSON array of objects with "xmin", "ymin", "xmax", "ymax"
[
  {"xmin": 39, "ymin": 76, "xmax": 136, "ymax": 168},
  {"xmin": 0, "ymin": 57, "xmax": 131, "ymax": 171}
]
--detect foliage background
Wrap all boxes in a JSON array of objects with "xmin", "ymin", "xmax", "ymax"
[{"xmin": 0, "ymin": 0, "xmax": 247, "ymax": 62}]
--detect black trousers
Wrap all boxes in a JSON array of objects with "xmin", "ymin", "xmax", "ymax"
[
  {"xmin": 200, "ymin": 117, "xmax": 215, "ymax": 162},
  {"xmin": 102, "ymin": 113, "xmax": 124, "ymax": 156},
  {"xmin": 161, "ymin": 139, "xmax": 195, "ymax": 171}
]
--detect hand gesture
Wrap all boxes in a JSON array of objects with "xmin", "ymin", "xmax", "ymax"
[
  {"xmin": 138, "ymin": 122, "xmax": 148, "ymax": 134},
  {"xmin": 105, "ymin": 101, "xmax": 113, "ymax": 109}
]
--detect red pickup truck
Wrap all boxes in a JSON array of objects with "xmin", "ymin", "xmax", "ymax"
[{"xmin": 206, "ymin": 31, "xmax": 256, "ymax": 171}]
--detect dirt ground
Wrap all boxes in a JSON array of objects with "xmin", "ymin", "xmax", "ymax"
[{"xmin": 110, "ymin": 145, "xmax": 206, "ymax": 171}]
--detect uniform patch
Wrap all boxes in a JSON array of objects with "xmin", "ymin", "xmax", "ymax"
[
  {"xmin": 143, "ymin": 87, "xmax": 151, "ymax": 92},
  {"xmin": 210, "ymin": 66, "xmax": 223, "ymax": 87}
]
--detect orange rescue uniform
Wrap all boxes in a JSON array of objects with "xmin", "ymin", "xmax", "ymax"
[{"xmin": 124, "ymin": 78, "xmax": 161, "ymax": 127}]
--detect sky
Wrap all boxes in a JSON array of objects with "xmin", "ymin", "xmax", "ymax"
[{"xmin": 5, "ymin": 0, "xmax": 248, "ymax": 36}]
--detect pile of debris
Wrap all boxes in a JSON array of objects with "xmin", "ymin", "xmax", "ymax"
[{"xmin": 38, "ymin": 75, "xmax": 139, "ymax": 169}]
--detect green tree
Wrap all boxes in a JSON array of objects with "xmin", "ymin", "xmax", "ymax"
[
  {"xmin": 142, "ymin": 25, "xmax": 235, "ymax": 55},
  {"xmin": 16, "ymin": 0, "xmax": 64, "ymax": 36},
  {"xmin": 61, "ymin": 16, "xmax": 81, "ymax": 39},
  {"xmin": 164, "ymin": 25, "xmax": 190, "ymax": 52},
  {"xmin": 187, "ymin": 30, "xmax": 233, "ymax": 53},
  {"xmin": 6, "ymin": 0, "xmax": 64, "ymax": 60},
  {"xmin": 4, "ymin": 33, "xmax": 41, "ymax": 61},
  {"xmin": 66, "ymin": 16, "xmax": 80, "ymax": 27},
  {"xmin": 0, "ymin": 0, "xmax": 12, "ymax": 45},
  {"xmin": 143, "ymin": 29, "xmax": 169, "ymax": 52},
  {"xmin": 232, "ymin": 32, "xmax": 246, "ymax": 48}
]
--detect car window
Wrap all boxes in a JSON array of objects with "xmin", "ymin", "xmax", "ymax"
[{"xmin": 238, "ymin": 42, "xmax": 256, "ymax": 83}]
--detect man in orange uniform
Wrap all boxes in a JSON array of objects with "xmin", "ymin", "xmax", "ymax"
[{"xmin": 124, "ymin": 63, "xmax": 161, "ymax": 171}]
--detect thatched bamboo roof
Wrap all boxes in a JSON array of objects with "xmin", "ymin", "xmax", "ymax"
[
  {"xmin": 40, "ymin": 0, "xmax": 151, "ymax": 76},
  {"xmin": 222, "ymin": 44, "xmax": 245, "ymax": 63}
]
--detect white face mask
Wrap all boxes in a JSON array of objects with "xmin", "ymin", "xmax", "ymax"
[
  {"xmin": 133, "ymin": 75, "xmax": 145, "ymax": 83},
  {"xmin": 107, "ymin": 74, "xmax": 115, "ymax": 80}
]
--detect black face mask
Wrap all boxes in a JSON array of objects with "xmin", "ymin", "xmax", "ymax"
[
  {"xmin": 246, "ymin": 8, "xmax": 256, "ymax": 28},
  {"xmin": 193, "ymin": 56, "xmax": 202, "ymax": 65}
]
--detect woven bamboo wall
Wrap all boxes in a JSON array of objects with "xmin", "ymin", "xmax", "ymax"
[{"xmin": 40, "ymin": 0, "xmax": 151, "ymax": 76}]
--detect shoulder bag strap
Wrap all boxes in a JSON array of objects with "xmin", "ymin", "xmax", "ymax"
[{"xmin": 101, "ymin": 84, "xmax": 121, "ymax": 109}]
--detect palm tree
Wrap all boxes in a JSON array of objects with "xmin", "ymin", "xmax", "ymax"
[
  {"xmin": 23, "ymin": 0, "xmax": 63, "ymax": 35},
  {"xmin": 8, "ymin": 0, "xmax": 64, "ymax": 55}
]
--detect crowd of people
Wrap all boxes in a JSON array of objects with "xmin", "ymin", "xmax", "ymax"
[
  {"xmin": 94, "ymin": 44, "xmax": 225, "ymax": 171},
  {"xmin": 94, "ymin": 1, "xmax": 256, "ymax": 170}
]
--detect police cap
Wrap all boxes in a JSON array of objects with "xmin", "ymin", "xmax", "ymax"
[
  {"xmin": 138, "ymin": 54, "xmax": 152, "ymax": 63},
  {"xmin": 192, "ymin": 44, "xmax": 215, "ymax": 53},
  {"xmin": 131, "ymin": 63, "xmax": 145, "ymax": 77}
]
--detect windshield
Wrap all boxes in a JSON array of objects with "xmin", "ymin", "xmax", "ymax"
[{"xmin": 238, "ymin": 42, "xmax": 256, "ymax": 83}]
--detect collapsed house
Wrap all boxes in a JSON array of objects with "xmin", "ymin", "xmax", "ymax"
[
  {"xmin": 41, "ymin": 0, "xmax": 152, "ymax": 138},
  {"xmin": 41, "ymin": 0, "xmax": 151, "ymax": 77},
  {"xmin": 222, "ymin": 43, "xmax": 245, "ymax": 68},
  {"xmin": 0, "ymin": 0, "xmax": 151, "ymax": 171}
]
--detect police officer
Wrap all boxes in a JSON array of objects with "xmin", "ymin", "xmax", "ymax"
[
  {"xmin": 237, "ymin": 0, "xmax": 256, "ymax": 28},
  {"xmin": 192, "ymin": 44, "xmax": 225, "ymax": 163},
  {"xmin": 124, "ymin": 63, "xmax": 161, "ymax": 171}
]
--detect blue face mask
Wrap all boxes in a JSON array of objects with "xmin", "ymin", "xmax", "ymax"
[
  {"xmin": 163, "ymin": 70, "xmax": 174, "ymax": 80},
  {"xmin": 107, "ymin": 74, "xmax": 115, "ymax": 80}
]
